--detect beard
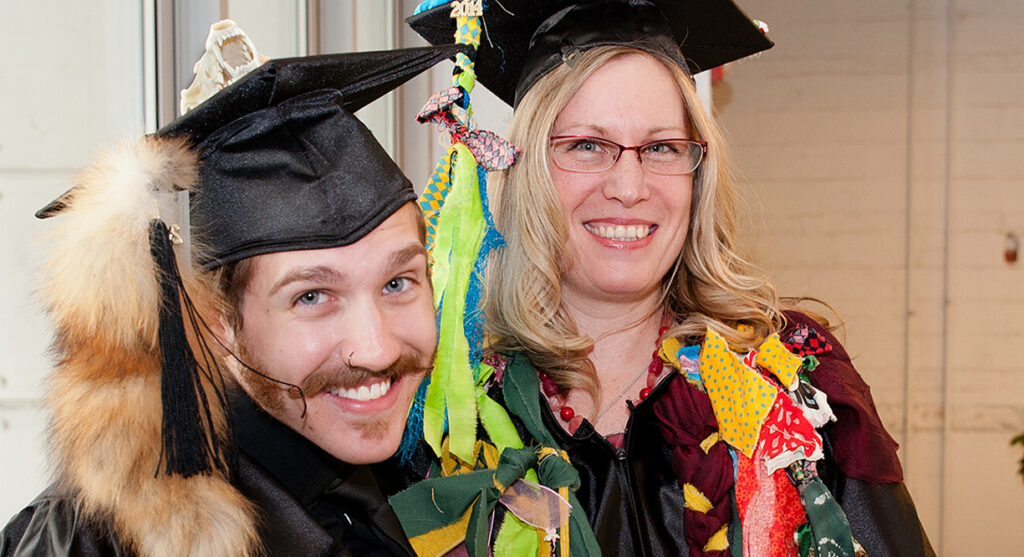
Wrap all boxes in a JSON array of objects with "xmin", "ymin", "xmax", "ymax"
[{"xmin": 234, "ymin": 341, "xmax": 430, "ymax": 438}]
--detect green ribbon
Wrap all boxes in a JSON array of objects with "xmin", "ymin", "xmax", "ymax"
[
  {"xmin": 494, "ymin": 513, "xmax": 539, "ymax": 557},
  {"xmin": 503, "ymin": 354, "xmax": 602, "ymax": 556},
  {"xmin": 423, "ymin": 143, "xmax": 486, "ymax": 461},
  {"xmin": 390, "ymin": 445, "xmax": 596, "ymax": 557},
  {"xmin": 802, "ymin": 355, "xmax": 820, "ymax": 372},
  {"xmin": 795, "ymin": 522, "xmax": 814, "ymax": 557},
  {"xmin": 793, "ymin": 476, "xmax": 855, "ymax": 557},
  {"xmin": 390, "ymin": 354, "xmax": 601, "ymax": 557}
]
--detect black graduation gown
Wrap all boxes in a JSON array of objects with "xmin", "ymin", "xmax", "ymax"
[{"xmin": 1, "ymin": 397, "xmax": 415, "ymax": 557}]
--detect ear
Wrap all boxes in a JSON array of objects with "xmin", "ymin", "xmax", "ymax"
[
  {"xmin": 210, "ymin": 313, "xmax": 245, "ymax": 381},
  {"xmin": 213, "ymin": 313, "xmax": 236, "ymax": 348}
]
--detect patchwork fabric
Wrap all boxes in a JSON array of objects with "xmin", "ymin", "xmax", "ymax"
[
  {"xmin": 759, "ymin": 390, "xmax": 824, "ymax": 474},
  {"xmin": 781, "ymin": 324, "xmax": 833, "ymax": 357},
  {"xmin": 417, "ymin": 89, "xmax": 520, "ymax": 172}
]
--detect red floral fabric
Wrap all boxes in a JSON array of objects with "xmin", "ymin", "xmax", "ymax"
[{"xmin": 735, "ymin": 446, "xmax": 807, "ymax": 557}]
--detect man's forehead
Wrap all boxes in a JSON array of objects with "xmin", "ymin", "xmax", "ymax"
[
  {"xmin": 248, "ymin": 244, "xmax": 425, "ymax": 294},
  {"xmin": 241, "ymin": 204, "xmax": 423, "ymax": 281}
]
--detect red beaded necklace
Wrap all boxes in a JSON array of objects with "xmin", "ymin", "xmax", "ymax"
[{"xmin": 539, "ymin": 325, "xmax": 669, "ymax": 431}]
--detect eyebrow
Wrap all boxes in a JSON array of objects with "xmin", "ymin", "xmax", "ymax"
[
  {"xmin": 555, "ymin": 124, "xmax": 688, "ymax": 137},
  {"xmin": 266, "ymin": 243, "xmax": 427, "ymax": 297},
  {"xmin": 385, "ymin": 243, "xmax": 428, "ymax": 275},
  {"xmin": 268, "ymin": 266, "xmax": 344, "ymax": 297}
]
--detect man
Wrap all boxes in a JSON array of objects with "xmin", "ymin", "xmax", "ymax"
[{"xmin": 1, "ymin": 45, "xmax": 463, "ymax": 557}]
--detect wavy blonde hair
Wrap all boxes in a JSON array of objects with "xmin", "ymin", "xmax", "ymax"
[{"xmin": 485, "ymin": 46, "xmax": 784, "ymax": 402}]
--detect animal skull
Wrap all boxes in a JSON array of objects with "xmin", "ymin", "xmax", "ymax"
[{"xmin": 179, "ymin": 19, "xmax": 268, "ymax": 115}]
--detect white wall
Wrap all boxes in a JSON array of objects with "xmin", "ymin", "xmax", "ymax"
[
  {"xmin": 0, "ymin": 0, "xmax": 147, "ymax": 522},
  {"xmin": 720, "ymin": 1, "xmax": 1024, "ymax": 554}
]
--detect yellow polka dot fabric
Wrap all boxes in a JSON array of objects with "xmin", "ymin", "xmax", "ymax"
[
  {"xmin": 755, "ymin": 333, "xmax": 803, "ymax": 390},
  {"xmin": 699, "ymin": 328, "xmax": 778, "ymax": 458}
]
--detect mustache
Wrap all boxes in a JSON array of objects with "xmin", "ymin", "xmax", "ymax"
[{"xmin": 298, "ymin": 352, "xmax": 431, "ymax": 397}]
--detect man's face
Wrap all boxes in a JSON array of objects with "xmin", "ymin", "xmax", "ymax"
[{"xmin": 228, "ymin": 204, "xmax": 436, "ymax": 464}]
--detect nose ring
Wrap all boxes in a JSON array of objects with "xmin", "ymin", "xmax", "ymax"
[{"xmin": 346, "ymin": 351, "xmax": 355, "ymax": 367}]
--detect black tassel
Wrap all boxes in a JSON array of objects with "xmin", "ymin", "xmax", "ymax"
[{"xmin": 150, "ymin": 219, "xmax": 226, "ymax": 478}]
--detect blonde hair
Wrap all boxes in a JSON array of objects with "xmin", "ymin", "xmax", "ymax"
[{"xmin": 485, "ymin": 46, "xmax": 783, "ymax": 401}]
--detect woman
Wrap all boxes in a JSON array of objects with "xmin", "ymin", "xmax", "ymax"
[{"xmin": 405, "ymin": 1, "xmax": 934, "ymax": 555}]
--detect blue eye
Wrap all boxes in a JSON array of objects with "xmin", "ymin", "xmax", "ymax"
[
  {"xmin": 571, "ymin": 139, "xmax": 605, "ymax": 152},
  {"xmin": 642, "ymin": 142, "xmax": 680, "ymax": 154},
  {"xmin": 383, "ymin": 277, "xmax": 409, "ymax": 294},
  {"xmin": 297, "ymin": 290, "xmax": 327, "ymax": 306}
]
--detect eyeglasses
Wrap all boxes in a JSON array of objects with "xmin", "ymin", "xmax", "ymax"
[{"xmin": 548, "ymin": 135, "xmax": 707, "ymax": 176}]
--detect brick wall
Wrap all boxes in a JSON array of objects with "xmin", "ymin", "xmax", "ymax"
[{"xmin": 719, "ymin": 1, "xmax": 1024, "ymax": 553}]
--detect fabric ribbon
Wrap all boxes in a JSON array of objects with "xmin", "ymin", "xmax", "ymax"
[
  {"xmin": 758, "ymin": 391, "xmax": 825, "ymax": 475},
  {"xmin": 735, "ymin": 444, "xmax": 808, "ymax": 557},
  {"xmin": 413, "ymin": 3, "xmax": 517, "ymax": 464},
  {"xmin": 390, "ymin": 443, "xmax": 591, "ymax": 557},
  {"xmin": 417, "ymin": 86, "xmax": 520, "ymax": 172},
  {"xmin": 697, "ymin": 328, "xmax": 823, "ymax": 462},
  {"xmin": 698, "ymin": 329, "xmax": 779, "ymax": 457},
  {"xmin": 787, "ymin": 461, "xmax": 856, "ymax": 557},
  {"xmin": 653, "ymin": 372, "xmax": 735, "ymax": 557},
  {"xmin": 502, "ymin": 354, "xmax": 602, "ymax": 556},
  {"xmin": 754, "ymin": 334, "xmax": 803, "ymax": 391},
  {"xmin": 418, "ymin": 150, "xmax": 454, "ymax": 256},
  {"xmin": 781, "ymin": 323, "xmax": 834, "ymax": 357},
  {"xmin": 657, "ymin": 326, "xmax": 849, "ymax": 556},
  {"xmin": 422, "ymin": 142, "xmax": 485, "ymax": 461}
]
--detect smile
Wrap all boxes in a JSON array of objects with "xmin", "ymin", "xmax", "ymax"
[
  {"xmin": 583, "ymin": 223, "xmax": 654, "ymax": 241},
  {"xmin": 329, "ymin": 379, "xmax": 392, "ymax": 402}
]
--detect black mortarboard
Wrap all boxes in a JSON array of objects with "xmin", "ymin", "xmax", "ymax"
[
  {"xmin": 39, "ymin": 45, "xmax": 466, "ymax": 269},
  {"xmin": 408, "ymin": 0, "xmax": 772, "ymax": 106},
  {"xmin": 34, "ymin": 45, "xmax": 465, "ymax": 480}
]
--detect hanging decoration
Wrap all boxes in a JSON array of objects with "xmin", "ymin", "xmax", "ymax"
[{"xmin": 398, "ymin": 0, "xmax": 520, "ymax": 467}]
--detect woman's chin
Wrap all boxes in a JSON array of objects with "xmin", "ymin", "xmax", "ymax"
[{"xmin": 564, "ymin": 276, "xmax": 665, "ymax": 306}]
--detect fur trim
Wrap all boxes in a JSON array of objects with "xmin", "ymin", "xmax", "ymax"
[
  {"xmin": 42, "ymin": 137, "xmax": 260, "ymax": 556},
  {"xmin": 41, "ymin": 136, "xmax": 196, "ymax": 348}
]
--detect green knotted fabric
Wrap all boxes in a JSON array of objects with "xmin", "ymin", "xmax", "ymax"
[
  {"xmin": 789, "ymin": 466, "xmax": 856, "ymax": 557},
  {"xmin": 502, "ymin": 354, "xmax": 602, "ymax": 556},
  {"xmin": 390, "ymin": 445, "xmax": 598, "ymax": 556},
  {"xmin": 390, "ymin": 354, "xmax": 601, "ymax": 556}
]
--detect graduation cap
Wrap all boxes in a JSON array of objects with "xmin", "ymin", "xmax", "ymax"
[
  {"xmin": 39, "ymin": 44, "xmax": 467, "ymax": 269},
  {"xmin": 36, "ymin": 45, "xmax": 465, "ymax": 480},
  {"xmin": 407, "ymin": 0, "xmax": 772, "ymax": 106}
]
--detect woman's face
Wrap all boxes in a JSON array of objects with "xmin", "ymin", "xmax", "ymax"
[{"xmin": 549, "ymin": 53, "xmax": 694, "ymax": 306}]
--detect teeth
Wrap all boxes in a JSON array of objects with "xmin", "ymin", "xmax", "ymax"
[
  {"xmin": 331, "ymin": 379, "xmax": 392, "ymax": 402},
  {"xmin": 584, "ymin": 223, "xmax": 652, "ymax": 241}
]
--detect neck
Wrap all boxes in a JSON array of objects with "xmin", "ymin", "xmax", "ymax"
[
  {"xmin": 561, "ymin": 287, "xmax": 668, "ymax": 435},
  {"xmin": 563, "ymin": 287, "xmax": 664, "ymax": 375}
]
